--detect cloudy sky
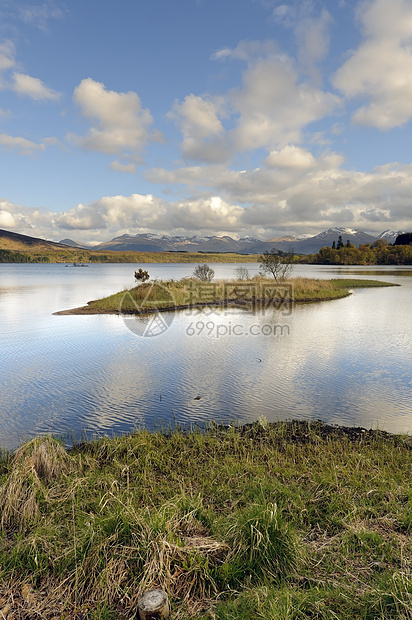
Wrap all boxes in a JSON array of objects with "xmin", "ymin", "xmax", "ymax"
[{"xmin": 0, "ymin": 0, "xmax": 412, "ymax": 243}]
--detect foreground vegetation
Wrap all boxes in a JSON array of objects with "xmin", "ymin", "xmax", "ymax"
[
  {"xmin": 0, "ymin": 420, "xmax": 411, "ymax": 619},
  {"xmin": 56, "ymin": 276, "xmax": 398, "ymax": 315}
]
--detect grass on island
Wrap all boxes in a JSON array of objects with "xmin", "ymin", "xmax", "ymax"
[
  {"xmin": 56, "ymin": 276, "xmax": 399, "ymax": 315},
  {"xmin": 0, "ymin": 420, "xmax": 411, "ymax": 619}
]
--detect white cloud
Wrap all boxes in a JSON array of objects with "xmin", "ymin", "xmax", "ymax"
[
  {"xmin": 212, "ymin": 40, "xmax": 279, "ymax": 62},
  {"xmin": 0, "ymin": 209, "xmax": 16, "ymax": 228},
  {"xmin": 12, "ymin": 72, "xmax": 61, "ymax": 101},
  {"xmin": 229, "ymin": 56, "xmax": 341, "ymax": 150},
  {"xmin": 54, "ymin": 193, "xmax": 243, "ymax": 235},
  {"xmin": 0, "ymin": 40, "xmax": 60, "ymax": 102},
  {"xmin": 333, "ymin": 0, "xmax": 412, "ymax": 129},
  {"xmin": 294, "ymin": 9, "xmax": 332, "ymax": 81},
  {"xmin": 18, "ymin": 2, "xmax": 65, "ymax": 30},
  {"xmin": 171, "ymin": 46, "xmax": 341, "ymax": 162},
  {"xmin": 143, "ymin": 152, "xmax": 412, "ymax": 237},
  {"xmin": 269, "ymin": 2, "xmax": 332, "ymax": 81},
  {"xmin": 54, "ymin": 203, "xmax": 106, "ymax": 231},
  {"xmin": 168, "ymin": 94, "xmax": 228, "ymax": 162},
  {"xmin": 110, "ymin": 160, "xmax": 137, "ymax": 174},
  {"xmin": 171, "ymin": 39, "xmax": 341, "ymax": 161},
  {"xmin": 0, "ymin": 133, "xmax": 46, "ymax": 155},
  {"xmin": 70, "ymin": 78, "xmax": 158, "ymax": 158},
  {"xmin": 264, "ymin": 145, "xmax": 316, "ymax": 169},
  {"xmin": 0, "ymin": 40, "xmax": 15, "ymax": 72},
  {"xmin": 4, "ymin": 152, "xmax": 412, "ymax": 243}
]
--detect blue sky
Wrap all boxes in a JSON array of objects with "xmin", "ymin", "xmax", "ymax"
[{"xmin": 0, "ymin": 0, "xmax": 412, "ymax": 243}]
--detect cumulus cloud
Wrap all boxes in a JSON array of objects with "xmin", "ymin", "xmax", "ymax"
[
  {"xmin": 172, "ymin": 42, "xmax": 341, "ymax": 162},
  {"xmin": 0, "ymin": 133, "xmax": 46, "ymax": 155},
  {"xmin": 143, "ymin": 152, "xmax": 412, "ymax": 237},
  {"xmin": 70, "ymin": 78, "xmax": 158, "ymax": 158},
  {"xmin": 264, "ymin": 145, "xmax": 316, "ymax": 169},
  {"xmin": 4, "ymin": 151, "xmax": 412, "ymax": 244},
  {"xmin": 54, "ymin": 193, "xmax": 243, "ymax": 235},
  {"xmin": 12, "ymin": 72, "xmax": 61, "ymax": 101},
  {"xmin": 0, "ymin": 39, "xmax": 60, "ymax": 102},
  {"xmin": 54, "ymin": 203, "xmax": 106, "ymax": 231},
  {"xmin": 0, "ymin": 208, "xmax": 16, "ymax": 228},
  {"xmin": 168, "ymin": 94, "xmax": 228, "ymax": 162},
  {"xmin": 229, "ymin": 55, "xmax": 341, "ymax": 151},
  {"xmin": 333, "ymin": 0, "xmax": 412, "ymax": 129}
]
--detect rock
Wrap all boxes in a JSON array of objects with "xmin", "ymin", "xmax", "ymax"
[{"xmin": 138, "ymin": 589, "xmax": 169, "ymax": 619}]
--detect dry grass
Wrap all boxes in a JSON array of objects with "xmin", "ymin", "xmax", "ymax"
[
  {"xmin": 0, "ymin": 437, "xmax": 76, "ymax": 531},
  {"xmin": 0, "ymin": 422, "xmax": 410, "ymax": 618}
]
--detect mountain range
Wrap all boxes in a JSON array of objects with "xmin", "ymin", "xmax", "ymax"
[
  {"xmin": 60, "ymin": 227, "xmax": 405, "ymax": 255},
  {"xmin": 0, "ymin": 227, "xmax": 406, "ymax": 256}
]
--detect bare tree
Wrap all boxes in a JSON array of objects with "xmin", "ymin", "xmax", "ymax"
[
  {"xmin": 259, "ymin": 248, "xmax": 293, "ymax": 282},
  {"xmin": 234, "ymin": 266, "xmax": 250, "ymax": 280},
  {"xmin": 193, "ymin": 263, "xmax": 215, "ymax": 282}
]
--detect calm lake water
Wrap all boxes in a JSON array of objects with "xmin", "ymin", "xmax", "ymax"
[{"xmin": 1, "ymin": 262, "xmax": 411, "ymax": 450}]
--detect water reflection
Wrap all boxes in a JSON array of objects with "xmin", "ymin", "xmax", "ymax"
[{"xmin": 1, "ymin": 263, "xmax": 412, "ymax": 450}]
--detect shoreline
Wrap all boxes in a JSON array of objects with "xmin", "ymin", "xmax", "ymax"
[{"xmin": 53, "ymin": 293, "xmax": 352, "ymax": 316}]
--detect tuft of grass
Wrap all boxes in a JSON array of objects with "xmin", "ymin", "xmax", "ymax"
[
  {"xmin": 0, "ymin": 422, "xmax": 411, "ymax": 618},
  {"xmin": 0, "ymin": 436, "xmax": 76, "ymax": 531}
]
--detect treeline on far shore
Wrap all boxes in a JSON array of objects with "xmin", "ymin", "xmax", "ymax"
[
  {"xmin": 297, "ymin": 241, "xmax": 412, "ymax": 265},
  {"xmin": 0, "ymin": 248, "xmax": 261, "ymax": 264},
  {"xmin": 2, "ymin": 241, "xmax": 412, "ymax": 266}
]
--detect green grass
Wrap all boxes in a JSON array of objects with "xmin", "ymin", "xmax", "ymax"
[
  {"xmin": 332, "ymin": 278, "xmax": 398, "ymax": 288},
  {"xmin": 57, "ymin": 276, "xmax": 398, "ymax": 315},
  {"xmin": 0, "ymin": 421, "xmax": 411, "ymax": 618}
]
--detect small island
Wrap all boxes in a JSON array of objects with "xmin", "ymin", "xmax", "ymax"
[{"xmin": 55, "ymin": 276, "xmax": 399, "ymax": 316}]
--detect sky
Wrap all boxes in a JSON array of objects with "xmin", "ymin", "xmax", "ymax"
[{"xmin": 0, "ymin": 0, "xmax": 412, "ymax": 244}]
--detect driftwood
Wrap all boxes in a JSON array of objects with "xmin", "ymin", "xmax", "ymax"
[{"xmin": 138, "ymin": 589, "xmax": 169, "ymax": 619}]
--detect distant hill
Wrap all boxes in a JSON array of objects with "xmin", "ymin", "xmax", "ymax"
[
  {"xmin": 92, "ymin": 233, "xmax": 263, "ymax": 254},
  {"xmin": 375, "ymin": 230, "xmax": 406, "ymax": 244},
  {"xmin": 59, "ymin": 238, "xmax": 93, "ymax": 249},
  {"xmin": 90, "ymin": 229, "xmax": 393, "ymax": 255},
  {"xmin": 2, "ymin": 227, "xmax": 407, "ymax": 256},
  {"xmin": 292, "ymin": 228, "xmax": 376, "ymax": 254},
  {"xmin": 0, "ymin": 229, "xmax": 73, "ymax": 252}
]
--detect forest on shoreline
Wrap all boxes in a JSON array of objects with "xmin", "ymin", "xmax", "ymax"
[{"xmin": 298, "ymin": 239, "xmax": 412, "ymax": 265}]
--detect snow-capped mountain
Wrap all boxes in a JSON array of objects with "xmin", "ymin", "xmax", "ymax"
[
  {"xmin": 57, "ymin": 228, "xmax": 410, "ymax": 255},
  {"xmin": 374, "ymin": 230, "xmax": 405, "ymax": 243}
]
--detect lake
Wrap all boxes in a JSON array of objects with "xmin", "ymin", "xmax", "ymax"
[{"xmin": 1, "ymin": 262, "xmax": 411, "ymax": 451}]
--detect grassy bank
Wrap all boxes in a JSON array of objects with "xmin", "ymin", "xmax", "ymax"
[
  {"xmin": 0, "ymin": 247, "xmax": 261, "ymax": 264},
  {"xmin": 56, "ymin": 276, "xmax": 398, "ymax": 315},
  {"xmin": 0, "ymin": 420, "xmax": 411, "ymax": 619}
]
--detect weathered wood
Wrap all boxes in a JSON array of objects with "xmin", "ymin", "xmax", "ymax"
[{"xmin": 138, "ymin": 589, "xmax": 170, "ymax": 620}]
